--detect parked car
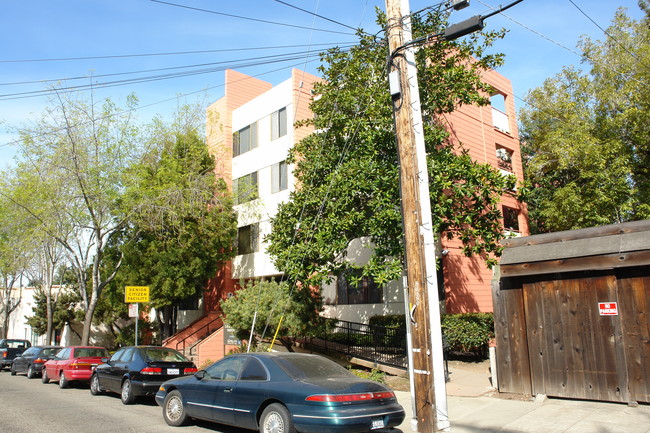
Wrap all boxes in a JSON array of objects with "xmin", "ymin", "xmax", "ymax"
[
  {"xmin": 155, "ymin": 352, "xmax": 405, "ymax": 433},
  {"xmin": 42, "ymin": 346, "xmax": 110, "ymax": 388},
  {"xmin": 0, "ymin": 339, "xmax": 31, "ymax": 370},
  {"xmin": 11, "ymin": 345, "xmax": 61, "ymax": 378},
  {"xmin": 90, "ymin": 346, "xmax": 197, "ymax": 404}
]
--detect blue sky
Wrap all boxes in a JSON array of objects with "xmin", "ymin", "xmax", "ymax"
[{"xmin": 0, "ymin": 0, "xmax": 644, "ymax": 168}]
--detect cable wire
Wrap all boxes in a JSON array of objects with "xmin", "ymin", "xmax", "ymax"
[{"xmin": 149, "ymin": 0, "xmax": 356, "ymax": 36}]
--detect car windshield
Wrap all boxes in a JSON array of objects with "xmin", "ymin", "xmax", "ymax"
[
  {"xmin": 75, "ymin": 348, "xmax": 109, "ymax": 358},
  {"xmin": 273, "ymin": 356, "xmax": 356, "ymax": 380},
  {"xmin": 142, "ymin": 348, "xmax": 189, "ymax": 363}
]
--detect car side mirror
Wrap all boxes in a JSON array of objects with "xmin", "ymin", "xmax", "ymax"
[
  {"xmin": 101, "ymin": 357, "xmax": 109, "ymax": 363},
  {"xmin": 194, "ymin": 370, "xmax": 206, "ymax": 380}
]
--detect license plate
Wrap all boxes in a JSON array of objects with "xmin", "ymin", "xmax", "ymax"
[
  {"xmin": 371, "ymin": 418, "xmax": 385, "ymax": 430},
  {"xmin": 167, "ymin": 368, "xmax": 179, "ymax": 375}
]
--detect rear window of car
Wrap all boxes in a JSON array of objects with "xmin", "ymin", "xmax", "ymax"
[
  {"xmin": 142, "ymin": 348, "xmax": 189, "ymax": 363},
  {"xmin": 75, "ymin": 348, "xmax": 109, "ymax": 358},
  {"xmin": 273, "ymin": 355, "xmax": 356, "ymax": 380},
  {"xmin": 41, "ymin": 348, "xmax": 59, "ymax": 357},
  {"xmin": 3, "ymin": 340, "xmax": 29, "ymax": 349}
]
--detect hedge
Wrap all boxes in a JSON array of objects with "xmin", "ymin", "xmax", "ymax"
[{"xmin": 369, "ymin": 313, "xmax": 494, "ymax": 355}]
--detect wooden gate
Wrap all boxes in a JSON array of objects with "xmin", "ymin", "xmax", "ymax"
[
  {"xmin": 496, "ymin": 270, "xmax": 650, "ymax": 404},
  {"xmin": 494, "ymin": 221, "xmax": 650, "ymax": 404}
]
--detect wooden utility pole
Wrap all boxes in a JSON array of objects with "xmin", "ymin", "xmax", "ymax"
[{"xmin": 385, "ymin": 0, "xmax": 449, "ymax": 431}]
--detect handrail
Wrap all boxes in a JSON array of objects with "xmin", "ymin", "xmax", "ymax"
[{"xmin": 174, "ymin": 316, "xmax": 223, "ymax": 354}]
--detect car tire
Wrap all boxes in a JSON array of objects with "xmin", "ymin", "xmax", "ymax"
[
  {"xmin": 260, "ymin": 403, "xmax": 296, "ymax": 433},
  {"xmin": 42, "ymin": 369, "xmax": 50, "ymax": 384},
  {"xmin": 90, "ymin": 374, "xmax": 103, "ymax": 396},
  {"xmin": 27, "ymin": 365, "xmax": 35, "ymax": 379},
  {"xmin": 10, "ymin": 364, "xmax": 16, "ymax": 376},
  {"xmin": 59, "ymin": 373, "xmax": 69, "ymax": 389},
  {"xmin": 162, "ymin": 390, "xmax": 190, "ymax": 427},
  {"xmin": 121, "ymin": 379, "xmax": 136, "ymax": 405}
]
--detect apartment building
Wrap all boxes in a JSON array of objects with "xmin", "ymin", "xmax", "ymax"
[{"xmin": 204, "ymin": 67, "xmax": 528, "ymax": 324}]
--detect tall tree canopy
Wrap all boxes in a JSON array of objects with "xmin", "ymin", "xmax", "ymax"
[
  {"xmin": 266, "ymin": 9, "xmax": 517, "ymax": 294},
  {"xmin": 107, "ymin": 106, "xmax": 237, "ymax": 341},
  {"xmin": 520, "ymin": 2, "xmax": 650, "ymax": 233},
  {"xmin": 10, "ymin": 92, "xmax": 143, "ymax": 345}
]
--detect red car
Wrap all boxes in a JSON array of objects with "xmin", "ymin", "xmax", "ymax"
[{"xmin": 42, "ymin": 346, "xmax": 110, "ymax": 388}]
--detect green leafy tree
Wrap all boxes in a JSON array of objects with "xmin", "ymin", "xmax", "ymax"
[
  {"xmin": 11, "ymin": 92, "xmax": 144, "ymax": 345},
  {"xmin": 221, "ymin": 280, "xmax": 328, "ymax": 352},
  {"xmin": 520, "ymin": 3, "xmax": 650, "ymax": 232},
  {"xmin": 113, "ymin": 105, "xmax": 237, "ymax": 340},
  {"xmin": 266, "ymin": 9, "xmax": 516, "ymax": 296},
  {"xmin": 25, "ymin": 288, "xmax": 79, "ymax": 340}
]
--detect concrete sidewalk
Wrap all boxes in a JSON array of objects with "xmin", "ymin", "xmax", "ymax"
[{"xmin": 392, "ymin": 361, "xmax": 650, "ymax": 433}]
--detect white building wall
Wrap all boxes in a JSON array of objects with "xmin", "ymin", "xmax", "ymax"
[
  {"xmin": 231, "ymin": 77, "xmax": 295, "ymax": 280},
  {"xmin": 228, "ymin": 77, "xmax": 406, "ymax": 324}
]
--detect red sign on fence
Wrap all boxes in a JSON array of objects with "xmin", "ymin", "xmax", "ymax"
[{"xmin": 598, "ymin": 302, "xmax": 618, "ymax": 316}]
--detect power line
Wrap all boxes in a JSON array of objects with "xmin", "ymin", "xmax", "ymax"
[
  {"xmin": 0, "ymin": 47, "xmax": 361, "ymax": 102},
  {"xmin": 149, "ymin": 0, "xmax": 356, "ymax": 36},
  {"xmin": 0, "ymin": 46, "xmax": 357, "ymax": 88},
  {"xmin": 0, "ymin": 42, "xmax": 354, "ymax": 64},
  {"xmin": 271, "ymin": 0, "xmax": 361, "ymax": 33},
  {"xmin": 566, "ymin": 0, "xmax": 640, "ymax": 61}
]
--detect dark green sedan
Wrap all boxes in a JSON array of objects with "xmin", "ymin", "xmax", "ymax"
[{"xmin": 156, "ymin": 352, "xmax": 405, "ymax": 433}]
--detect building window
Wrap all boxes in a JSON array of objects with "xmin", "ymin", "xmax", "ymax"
[
  {"xmin": 233, "ymin": 122, "xmax": 258, "ymax": 156},
  {"xmin": 502, "ymin": 206, "xmax": 520, "ymax": 232},
  {"xmin": 336, "ymin": 269, "xmax": 383, "ymax": 305},
  {"xmin": 495, "ymin": 146, "xmax": 513, "ymax": 172},
  {"xmin": 271, "ymin": 107, "xmax": 287, "ymax": 140},
  {"xmin": 233, "ymin": 172, "xmax": 258, "ymax": 205},
  {"xmin": 490, "ymin": 93, "xmax": 510, "ymax": 134},
  {"xmin": 237, "ymin": 223, "xmax": 259, "ymax": 255},
  {"xmin": 271, "ymin": 160, "xmax": 288, "ymax": 193}
]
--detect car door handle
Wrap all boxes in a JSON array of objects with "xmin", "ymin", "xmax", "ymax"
[{"xmin": 223, "ymin": 387, "xmax": 234, "ymax": 393}]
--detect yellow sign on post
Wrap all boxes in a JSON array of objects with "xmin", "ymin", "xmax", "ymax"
[{"xmin": 125, "ymin": 286, "xmax": 150, "ymax": 303}]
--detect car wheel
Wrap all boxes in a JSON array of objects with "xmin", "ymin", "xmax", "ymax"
[
  {"xmin": 59, "ymin": 372, "xmax": 69, "ymax": 389},
  {"xmin": 90, "ymin": 374, "xmax": 103, "ymax": 396},
  {"xmin": 42, "ymin": 369, "xmax": 50, "ymax": 384},
  {"xmin": 10, "ymin": 364, "xmax": 16, "ymax": 376},
  {"xmin": 163, "ymin": 390, "xmax": 190, "ymax": 426},
  {"xmin": 27, "ymin": 365, "xmax": 35, "ymax": 379},
  {"xmin": 260, "ymin": 403, "xmax": 296, "ymax": 433},
  {"xmin": 121, "ymin": 379, "xmax": 136, "ymax": 405}
]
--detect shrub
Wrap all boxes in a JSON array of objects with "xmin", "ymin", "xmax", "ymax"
[
  {"xmin": 441, "ymin": 313, "xmax": 494, "ymax": 355},
  {"xmin": 348, "ymin": 367, "xmax": 386, "ymax": 383},
  {"xmin": 369, "ymin": 313, "xmax": 494, "ymax": 357}
]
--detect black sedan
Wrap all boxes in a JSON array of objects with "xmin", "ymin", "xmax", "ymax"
[
  {"xmin": 90, "ymin": 346, "xmax": 197, "ymax": 404},
  {"xmin": 11, "ymin": 345, "xmax": 61, "ymax": 378},
  {"xmin": 155, "ymin": 352, "xmax": 405, "ymax": 433}
]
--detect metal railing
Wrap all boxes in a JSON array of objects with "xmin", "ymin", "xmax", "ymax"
[{"xmin": 308, "ymin": 319, "xmax": 408, "ymax": 369}]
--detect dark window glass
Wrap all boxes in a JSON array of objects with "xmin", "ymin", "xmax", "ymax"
[
  {"xmin": 233, "ymin": 172, "xmax": 258, "ymax": 205},
  {"xmin": 274, "ymin": 355, "xmax": 355, "ymax": 380},
  {"xmin": 205, "ymin": 356, "xmax": 247, "ymax": 380},
  {"xmin": 271, "ymin": 107, "xmax": 287, "ymax": 140},
  {"xmin": 233, "ymin": 122, "xmax": 258, "ymax": 156},
  {"xmin": 240, "ymin": 358, "xmax": 268, "ymax": 381},
  {"xmin": 271, "ymin": 161, "xmax": 288, "ymax": 193},
  {"xmin": 503, "ymin": 206, "xmax": 520, "ymax": 231},
  {"xmin": 237, "ymin": 223, "xmax": 259, "ymax": 255},
  {"xmin": 142, "ymin": 348, "xmax": 189, "ymax": 362},
  {"xmin": 336, "ymin": 269, "xmax": 383, "ymax": 305}
]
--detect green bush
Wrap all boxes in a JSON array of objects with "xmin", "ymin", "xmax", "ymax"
[
  {"xmin": 348, "ymin": 367, "xmax": 386, "ymax": 383},
  {"xmin": 440, "ymin": 313, "xmax": 494, "ymax": 354},
  {"xmin": 369, "ymin": 315, "xmax": 406, "ymax": 328},
  {"xmin": 369, "ymin": 313, "xmax": 494, "ymax": 356}
]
